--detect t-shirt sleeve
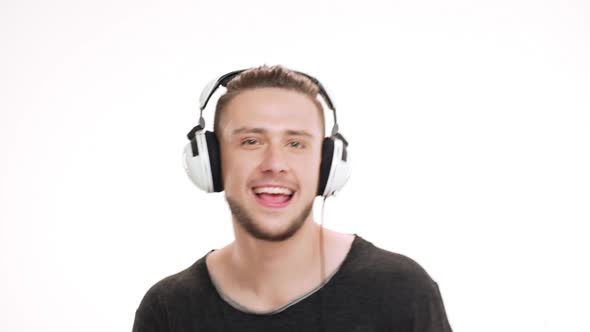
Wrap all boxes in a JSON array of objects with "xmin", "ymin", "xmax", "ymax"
[
  {"xmin": 132, "ymin": 288, "xmax": 170, "ymax": 332},
  {"xmin": 411, "ymin": 282, "xmax": 453, "ymax": 332}
]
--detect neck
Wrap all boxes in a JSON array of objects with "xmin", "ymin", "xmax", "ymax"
[{"xmin": 228, "ymin": 218, "xmax": 325, "ymax": 301}]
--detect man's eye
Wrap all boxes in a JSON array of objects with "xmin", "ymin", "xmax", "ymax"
[
  {"xmin": 241, "ymin": 138, "xmax": 258, "ymax": 146},
  {"xmin": 288, "ymin": 141, "xmax": 305, "ymax": 149}
]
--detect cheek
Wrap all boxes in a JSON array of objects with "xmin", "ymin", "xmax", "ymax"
[
  {"xmin": 220, "ymin": 149, "xmax": 241, "ymax": 189},
  {"xmin": 297, "ymin": 153, "xmax": 322, "ymax": 189},
  {"xmin": 221, "ymin": 150, "xmax": 255, "ymax": 189}
]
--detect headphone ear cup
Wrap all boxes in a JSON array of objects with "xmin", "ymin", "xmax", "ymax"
[
  {"xmin": 317, "ymin": 137, "xmax": 334, "ymax": 196},
  {"xmin": 317, "ymin": 137, "xmax": 351, "ymax": 197},
  {"xmin": 182, "ymin": 130, "xmax": 223, "ymax": 193}
]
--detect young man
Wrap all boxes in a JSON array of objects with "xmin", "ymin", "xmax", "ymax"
[{"xmin": 132, "ymin": 65, "xmax": 453, "ymax": 331}]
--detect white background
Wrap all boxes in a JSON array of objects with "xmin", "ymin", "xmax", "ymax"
[{"xmin": 1, "ymin": 0, "xmax": 589, "ymax": 331}]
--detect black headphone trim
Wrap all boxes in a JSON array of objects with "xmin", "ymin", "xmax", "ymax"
[
  {"xmin": 317, "ymin": 137, "xmax": 335, "ymax": 196},
  {"xmin": 205, "ymin": 132, "xmax": 223, "ymax": 192},
  {"xmin": 190, "ymin": 137, "xmax": 199, "ymax": 157}
]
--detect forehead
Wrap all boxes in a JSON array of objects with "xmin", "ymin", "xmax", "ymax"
[{"xmin": 218, "ymin": 87, "xmax": 324, "ymax": 137}]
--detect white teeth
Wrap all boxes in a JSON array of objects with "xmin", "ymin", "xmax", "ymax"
[{"xmin": 253, "ymin": 186, "xmax": 294, "ymax": 195}]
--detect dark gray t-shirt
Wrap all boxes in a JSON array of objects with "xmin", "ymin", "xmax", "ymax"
[{"xmin": 132, "ymin": 235, "xmax": 453, "ymax": 331}]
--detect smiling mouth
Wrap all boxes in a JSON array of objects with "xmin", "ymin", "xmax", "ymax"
[{"xmin": 251, "ymin": 187, "xmax": 295, "ymax": 208}]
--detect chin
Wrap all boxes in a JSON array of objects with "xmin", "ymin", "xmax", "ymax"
[{"xmin": 226, "ymin": 194, "xmax": 314, "ymax": 242}]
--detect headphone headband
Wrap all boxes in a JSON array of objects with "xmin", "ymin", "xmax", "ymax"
[{"xmin": 190, "ymin": 68, "xmax": 340, "ymax": 139}]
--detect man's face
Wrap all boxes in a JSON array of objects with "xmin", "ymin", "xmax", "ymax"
[{"xmin": 217, "ymin": 87, "xmax": 324, "ymax": 242}]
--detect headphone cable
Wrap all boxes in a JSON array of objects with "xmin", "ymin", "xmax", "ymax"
[{"xmin": 318, "ymin": 196, "xmax": 328, "ymax": 332}]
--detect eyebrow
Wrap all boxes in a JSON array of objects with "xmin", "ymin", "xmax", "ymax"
[{"xmin": 231, "ymin": 127, "xmax": 314, "ymax": 138}]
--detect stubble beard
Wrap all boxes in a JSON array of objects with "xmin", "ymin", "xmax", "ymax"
[{"xmin": 225, "ymin": 194, "xmax": 314, "ymax": 242}]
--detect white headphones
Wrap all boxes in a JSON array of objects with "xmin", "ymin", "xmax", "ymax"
[{"xmin": 182, "ymin": 68, "xmax": 351, "ymax": 197}]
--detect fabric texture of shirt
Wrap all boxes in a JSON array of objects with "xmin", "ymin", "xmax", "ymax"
[{"xmin": 132, "ymin": 234, "xmax": 453, "ymax": 332}]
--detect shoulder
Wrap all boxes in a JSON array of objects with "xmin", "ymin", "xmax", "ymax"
[
  {"xmin": 135, "ymin": 255, "xmax": 211, "ymax": 313},
  {"xmin": 346, "ymin": 235, "xmax": 441, "ymax": 299},
  {"xmin": 330, "ymin": 236, "xmax": 453, "ymax": 330},
  {"xmin": 133, "ymin": 257, "xmax": 212, "ymax": 331}
]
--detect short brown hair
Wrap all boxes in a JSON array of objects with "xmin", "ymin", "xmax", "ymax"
[{"xmin": 213, "ymin": 65, "xmax": 325, "ymax": 135}]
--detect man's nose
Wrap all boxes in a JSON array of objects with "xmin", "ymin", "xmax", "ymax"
[{"xmin": 259, "ymin": 144, "xmax": 289, "ymax": 174}]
